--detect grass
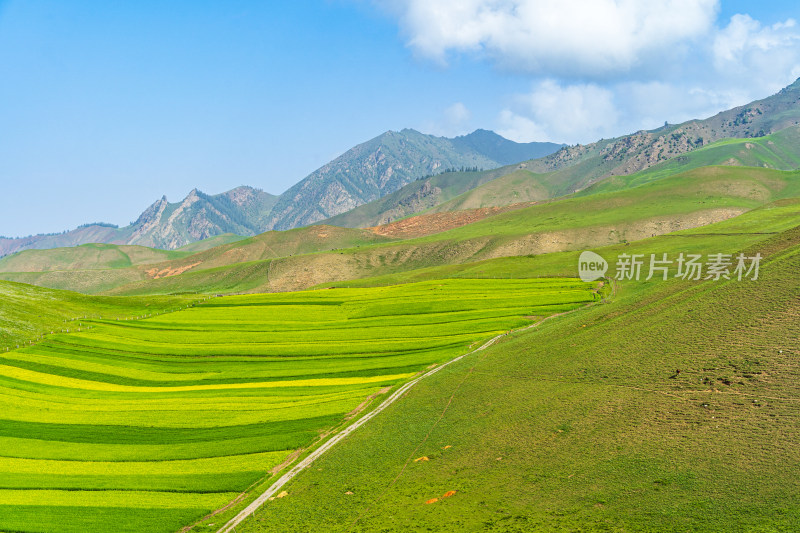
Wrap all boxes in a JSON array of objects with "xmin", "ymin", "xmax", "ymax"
[
  {"xmin": 0, "ymin": 243, "xmax": 189, "ymax": 272},
  {"xmin": 231, "ymin": 214, "xmax": 800, "ymax": 533},
  {"xmin": 582, "ymin": 125, "xmax": 800, "ymax": 196},
  {"xmin": 1, "ymin": 167, "xmax": 798, "ymax": 532},
  {"xmin": 315, "ymin": 198, "xmax": 800, "ymax": 288},
  {"xmin": 0, "ymin": 280, "xmax": 196, "ymax": 348},
  {"xmin": 176, "ymin": 233, "xmax": 247, "ymax": 253},
  {"xmin": 1, "ymin": 159, "xmax": 797, "ymax": 297},
  {"xmin": 46, "ymin": 164, "xmax": 792, "ymax": 297},
  {"xmin": 0, "ymin": 277, "xmax": 595, "ymax": 533},
  {"xmin": 321, "ymin": 166, "xmax": 526, "ymax": 229}
]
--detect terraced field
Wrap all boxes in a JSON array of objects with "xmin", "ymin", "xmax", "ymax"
[{"xmin": 0, "ymin": 278, "xmax": 597, "ymax": 532}]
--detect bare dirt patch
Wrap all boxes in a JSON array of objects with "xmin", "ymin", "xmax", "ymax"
[
  {"xmin": 369, "ymin": 202, "xmax": 536, "ymax": 239},
  {"xmin": 145, "ymin": 261, "xmax": 202, "ymax": 279}
]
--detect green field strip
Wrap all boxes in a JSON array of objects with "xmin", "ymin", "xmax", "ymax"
[
  {"xmin": 0, "ymin": 450, "xmax": 286, "ymax": 476},
  {"xmin": 14, "ymin": 335, "xmax": 482, "ymax": 367},
  {"xmin": 0, "ymin": 506, "xmax": 209, "ymax": 533},
  {"xmin": 0, "ymin": 386, "xmax": 370, "ymax": 413},
  {"xmin": 0, "ymin": 414, "xmax": 341, "ymax": 444},
  {"xmin": 0, "ymin": 471, "xmax": 263, "ymax": 493},
  {"xmin": 1, "ymin": 390, "xmax": 369, "ymax": 428},
  {"xmin": 0, "ymin": 355, "xmax": 432, "ymax": 388},
  {"xmin": 0, "ymin": 364, "xmax": 415, "ymax": 392},
  {"xmin": 46, "ymin": 327, "xmax": 506, "ymax": 350},
  {"xmin": 0, "ymin": 434, "xmax": 308, "ymax": 462},
  {"xmin": 30, "ymin": 334, "xmax": 487, "ymax": 357},
  {"xmin": 0, "ymin": 374, "xmax": 386, "ymax": 400},
  {"xmin": 0, "ymin": 489, "xmax": 237, "ymax": 508}
]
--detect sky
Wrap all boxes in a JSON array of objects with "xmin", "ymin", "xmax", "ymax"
[{"xmin": 1, "ymin": 1, "xmax": 799, "ymax": 237}]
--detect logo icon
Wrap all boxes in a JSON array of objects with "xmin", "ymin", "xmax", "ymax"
[{"xmin": 578, "ymin": 251, "xmax": 608, "ymax": 282}]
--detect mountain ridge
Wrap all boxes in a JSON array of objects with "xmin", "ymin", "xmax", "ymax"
[
  {"xmin": 5, "ymin": 76, "xmax": 800, "ymax": 258},
  {"xmin": 0, "ymin": 130, "xmax": 560, "ymax": 256}
]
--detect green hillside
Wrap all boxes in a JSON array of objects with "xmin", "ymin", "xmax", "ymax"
[
  {"xmin": 0, "ymin": 280, "xmax": 194, "ymax": 348},
  {"xmin": 584, "ymin": 125, "xmax": 800, "ymax": 196},
  {"xmin": 229, "ymin": 207, "xmax": 800, "ymax": 533},
  {"xmin": 0, "ymin": 243, "xmax": 189, "ymax": 273},
  {"xmin": 176, "ymin": 233, "xmax": 247, "ymax": 253},
  {"xmin": 0, "ymin": 225, "xmax": 394, "ymax": 295},
  {"xmin": 8, "ymin": 165, "xmax": 791, "ymax": 297},
  {"xmin": 427, "ymin": 168, "xmax": 553, "ymax": 212},
  {"xmin": 321, "ymin": 165, "xmax": 526, "ymax": 228}
]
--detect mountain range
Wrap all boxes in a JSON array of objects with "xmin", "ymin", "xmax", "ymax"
[
  {"xmin": 0, "ymin": 130, "xmax": 561, "ymax": 257},
  {"xmin": 3, "ymin": 78, "xmax": 800, "ymax": 258}
]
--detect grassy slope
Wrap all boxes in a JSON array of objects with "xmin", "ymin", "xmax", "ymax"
[
  {"xmin": 0, "ymin": 225, "xmax": 393, "ymax": 294},
  {"xmin": 317, "ymin": 198, "xmax": 800, "ymax": 288},
  {"xmin": 584, "ymin": 125, "xmax": 800, "ymax": 196},
  {"xmin": 321, "ymin": 166, "xmax": 525, "ymax": 229},
  {"xmin": 157, "ymin": 224, "xmax": 395, "ymax": 273},
  {"xmin": 234, "ymin": 214, "xmax": 800, "ymax": 533},
  {"xmin": 0, "ymin": 279, "xmax": 594, "ymax": 533},
  {"xmin": 426, "ymin": 169, "xmax": 552, "ymax": 212},
  {"xmin": 0, "ymin": 280, "xmax": 195, "ymax": 348},
  {"xmin": 95, "ymin": 165, "xmax": 800, "ymax": 296},
  {"xmin": 0, "ymin": 243, "xmax": 189, "ymax": 273},
  {"xmin": 408, "ymin": 166, "xmax": 800, "ymax": 244},
  {"xmin": 176, "ymin": 233, "xmax": 247, "ymax": 253}
]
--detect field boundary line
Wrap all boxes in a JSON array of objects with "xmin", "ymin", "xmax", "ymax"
[{"xmin": 217, "ymin": 298, "xmax": 598, "ymax": 533}]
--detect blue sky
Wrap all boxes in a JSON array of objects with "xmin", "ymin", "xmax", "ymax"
[{"xmin": 1, "ymin": 1, "xmax": 799, "ymax": 237}]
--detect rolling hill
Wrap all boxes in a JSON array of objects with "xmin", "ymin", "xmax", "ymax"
[
  {"xmin": 3, "ymin": 144, "xmax": 800, "ymax": 533},
  {"xmin": 232, "ymin": 217, "xmax": 800, "ymax": 533},
  {"xmin": 3, "ymin": 162, "xmax": 793, "ymax": 296},
  {"xmin": 0, "ymin": 243, "xmax": 188, "ymax": 273}
]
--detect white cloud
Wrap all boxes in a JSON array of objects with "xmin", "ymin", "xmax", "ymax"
[
  {"xmin": 380, "ymin": 0, "xmax": 719, "ymax": 76},
  {"xmin": 496, "ymin": 110, "xmax": 549, "ymax": 143},
  {"xmin": 424, "ymin": 101, "xmax": 473, "ymax": 136},
  {"xmin": 492, "ymin": 12, "xmax": 800, "ymax": 145},
  {"xmin": 498, "ymin": 80, "xmax": 619, "ymax": 143},
  {"xmin": 496, "ymin": 78, "xmax": 777, "ymax": 144},
  {"xmin": 377, "ymin": 2, "xmax": 800, "ymax": 145},
  {"xmin": 713, "ymin": 14, "xmax": 800, "ymax": 94},
  {"xmin": 444, "ymin": 102, "xmax": 471, "ymax": 127}
]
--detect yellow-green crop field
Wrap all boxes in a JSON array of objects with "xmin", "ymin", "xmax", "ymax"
[{"xmin": 0, "ymin": 278, "xmax": 596, "ymax": 532}]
